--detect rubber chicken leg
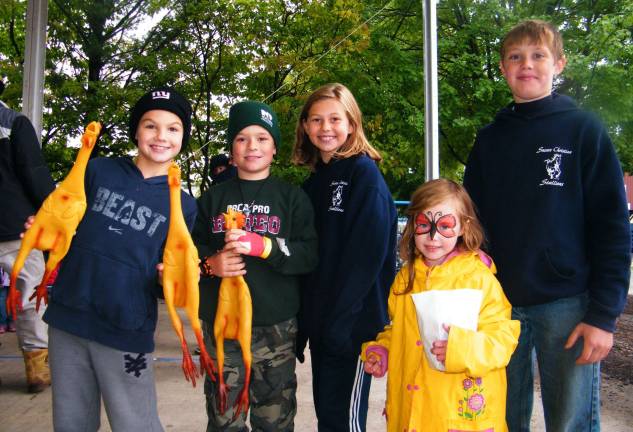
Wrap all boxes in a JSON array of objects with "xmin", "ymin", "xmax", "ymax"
[
  {"xmin": 214, "ymin": 207, "xmax": 253, "ymax": 417},
  {"xmin": 162, "ymin": 163, "xmax": 216, "ymax": 387},
  {"xmin": 7, "ymin": 122, "xmax": 101, "ymax": 320}
]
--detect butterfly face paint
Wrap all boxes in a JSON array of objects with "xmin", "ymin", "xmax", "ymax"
[{"xmin": 415, "ymin": 211, "xmax": 458, "ymax": 239}]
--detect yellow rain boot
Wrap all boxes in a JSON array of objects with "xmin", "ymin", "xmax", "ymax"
[{"xmin": 23, "ymin": 349, "xmax": 51, "ymax": 393}]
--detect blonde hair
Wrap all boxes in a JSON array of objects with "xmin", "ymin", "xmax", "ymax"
[
  {"xmin": 397, "ymin": 179, "xmax": 485, "ymax": 295},
  {"xmin": 500, "ymin": 19, "xmax": 565, "ymax": 61},
  {"xmin": 292, "ymin": 83, "xmax": 382, "ymax": 169}
]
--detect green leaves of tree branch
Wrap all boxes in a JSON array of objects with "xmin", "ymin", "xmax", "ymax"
[{"xmin": 1, "ymin": 0, "xmax": 631, "ymax": 198}]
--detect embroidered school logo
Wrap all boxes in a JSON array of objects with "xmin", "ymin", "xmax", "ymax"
[
  {"xmin": 545, "ymin": 153, "xmax": 562, "ymax": 180},
  {"xmin": 536, "ymin": 146, "xmax": 570, "ymax": 187},
  {"xmin": 124, "ymin": 353, "xmax": 148, "ymax": 377},
  {"xmin": 152, "ymin": 90, "xmax": 170, "ymax": 100},
  {"xmin": 260, "ymin": 109, "xmax": 273, "ymax": 127},
  {"xmin": 328, "ymin": 181, "xmax": 347, "ymax": 213},
  {"xmin": 540, "ymin": 153, "xmax": 564, "ymax": 186},
  {"xmin": 332, "ymin": 185, "xmax": 343, "ymax": 207}
]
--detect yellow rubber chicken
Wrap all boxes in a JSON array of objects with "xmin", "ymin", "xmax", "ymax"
[
  {"xmin": 162, "ymin": 162, "xmax": 216, "ymax": 387},
  {"xmin": 214, "ymin": 207, "xmax": 253, "ymax": 417},
  {"xmin": 8, "ymin": 122, "xmax": 101, "ymax": 319}
]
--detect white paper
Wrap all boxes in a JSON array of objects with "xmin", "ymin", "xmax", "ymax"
[{"xmin": 410, "ymin": 289, "xmax": 483, "ymax": 371}]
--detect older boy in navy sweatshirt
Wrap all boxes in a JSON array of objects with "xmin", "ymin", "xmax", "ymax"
[{"xmin": 464, "ymin": 20, "xmax": 631, "ymax": 432}]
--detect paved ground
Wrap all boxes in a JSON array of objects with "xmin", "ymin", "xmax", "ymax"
[{"xmin": 1, "ymin": 302, "xmax": 632, "ymax": 431}]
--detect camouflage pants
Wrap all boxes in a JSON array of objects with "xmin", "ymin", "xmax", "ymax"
[{"xmin": 202, "ymin": 317, "xmax": 298, "ymax": 432}]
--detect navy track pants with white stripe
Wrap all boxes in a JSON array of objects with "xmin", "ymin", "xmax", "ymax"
[{"xmin": 310, "ymin": 348, "xmax": 372, "ymax": 432}]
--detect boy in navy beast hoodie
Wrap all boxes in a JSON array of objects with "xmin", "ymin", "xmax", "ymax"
[
  {"xmin": 464, "ymin": 20, "xmax": 631, "ymax": 432},
  {"xmin": 43, "ymin": 87, "xmax": 196, "ymax": 431}
]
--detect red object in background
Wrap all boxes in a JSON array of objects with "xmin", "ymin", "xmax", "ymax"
[{"xmin": 624, "ymin": 174, "xmax": 633, "ymax": 212}]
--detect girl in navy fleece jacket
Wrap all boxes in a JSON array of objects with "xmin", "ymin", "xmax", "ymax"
[{"xmin": 292, "ymin": 83, "xmax": 397, "ymax": 432}]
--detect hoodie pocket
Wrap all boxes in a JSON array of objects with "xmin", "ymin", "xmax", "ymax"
[
  {"xmin": 542, "ymin": 247, "xmax": 576, "ymax": 280},
  {"xmin": 53, "ymin": 244, "xmax": 149, "ymax": 330}
]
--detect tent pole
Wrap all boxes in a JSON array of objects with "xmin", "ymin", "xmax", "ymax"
[
  {"xmin": 22, "ymin": 0, "xmax": 48, "ymax": 142},
  {"xmin": 422, "ymin": 0, "xmax": 439, "ymax": 180}
]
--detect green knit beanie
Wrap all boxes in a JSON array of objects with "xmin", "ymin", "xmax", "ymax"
[{"xmin": 227, "ymin": 101, "xmax": 281, "ymax": 148}]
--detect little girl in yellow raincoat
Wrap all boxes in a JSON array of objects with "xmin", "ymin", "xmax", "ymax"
[{"xmin": 362, "ymin": 179, "xmax": 520, "ymax": 432}]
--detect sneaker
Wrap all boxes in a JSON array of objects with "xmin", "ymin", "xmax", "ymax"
[
  {"xmin": 0, "ymin": 325, "xmax": 6, "ymax": 334},
  {"xmin": 7, "ymin": 323, "xmax": 16, "ymax": 332}
]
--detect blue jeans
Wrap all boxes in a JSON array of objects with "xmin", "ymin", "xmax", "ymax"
[{"xmin": 506, "ymin": 292, "xmax": 600, "ymax": 432}]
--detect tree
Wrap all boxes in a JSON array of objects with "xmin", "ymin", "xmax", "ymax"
[
  {"xmin": 0, "ymin": 0, "xmax": 29, "ymax": 106},
  {"xmin": 42, "ymin": 0, "xmax": 170, "ymax": 178},
  {"xmin": 158, "ymin": 0, "xmax": 372, "ymax": 193},
  {"xmin": 435, "ymin": 0, "xmax": 633, "ymax": 180},
  {"xmin": 1, "ymin": 0, "xmax": 631, "ymax": 192}
]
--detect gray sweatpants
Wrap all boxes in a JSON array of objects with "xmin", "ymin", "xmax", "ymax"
[
  {"xmin": 49, "ymin": 327, "xmax": 164, "ymax": 432},
  {"xmin": 0, "ymin": 239, "xmax": 48, "ymax": 351}
]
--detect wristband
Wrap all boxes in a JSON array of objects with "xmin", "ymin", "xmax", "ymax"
[
  {"xmin": 200, "ymin": 256, "xmax": 215, "ymax": 278},
  {"xmin": 237, "ymin": 232, "xmax": 272, "ymax": 259},
  {"xmin": 260, "ymin": 237, "xmax": 272, "ymax": 259}
]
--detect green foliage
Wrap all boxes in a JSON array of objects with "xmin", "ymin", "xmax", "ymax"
[
  {"xmin": 1, "ymin": 0, "xmax": 632, "ymax": 196},
  {"xmin": 559, "ymin": 0, "xmax": 633, "ymax": 173},
  {"xmin": 0, "ymin": 0, "xmax": 28, "ymax": 105}
]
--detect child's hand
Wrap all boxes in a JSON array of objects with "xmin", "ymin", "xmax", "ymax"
[
  {"xmin": 364, "ymin": 353, "xmax": 385, "ymax": 377},
  {"xmin": 565, "ymin": 322, "xmax": 614, "ymax": 365},
  {"xmin": 224, "ymin": 228, "xmax": 246, "ymax": 244},
  {"xmin": 156, "ymin": 263, "xmax": 164, "ymax": 285},
  {"xmin": 363, "ymin": 345, "xmax": 388, "ymax": 378},
  {"xmin": 224, "ymin": 229, "xmax": 271, "ymax": 258},
  {"xmin": 20, "ymin": 215, "xmax": 35, "ymax": 238},
  {"xmin": 431, "ymin": 324, "xmax": 451, "ymax": 365},
  {"xmin": 211, "ymin": 249, "xmax": 247, "ymax": 277}
]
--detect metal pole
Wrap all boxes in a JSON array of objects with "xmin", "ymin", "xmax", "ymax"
[
  {"xmin": 22, "ymin": 0, "xmax": 48, "ymax": 142},
  {"xmin": 423, "ymin": 0, "xmax": 439, "ymax": 180}
]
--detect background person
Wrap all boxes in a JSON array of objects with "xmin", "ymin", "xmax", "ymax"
[{"xmin": 0, "ymin": 79, "xmax": 55, "ymax": 393}]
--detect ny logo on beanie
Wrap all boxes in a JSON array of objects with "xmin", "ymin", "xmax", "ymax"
[
  {"xmin": 129, "ymin": 86, "xmax": 192, "ymax": 149},
  {"xmin": 260, "ymin": 109, "xmax": 273, "ymax": 127},
  {"xmin": 152, "ymin": 90, "xmax": 170, "ymax": 100}
]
